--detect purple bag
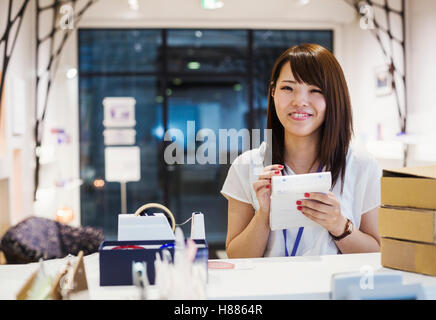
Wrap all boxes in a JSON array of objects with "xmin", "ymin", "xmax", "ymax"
[{"xmin": 0, "ymin": 217, "xmax": 104, "ymax": 264}]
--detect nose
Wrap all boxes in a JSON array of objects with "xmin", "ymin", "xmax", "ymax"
[{"xmin": 291, "ymin": 88, "xmax": 309, "ymax": 107}]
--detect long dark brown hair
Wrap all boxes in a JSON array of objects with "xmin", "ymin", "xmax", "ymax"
[{"xmin": 266, "ymin": 43, "xmax": 353, "ymax": 194}]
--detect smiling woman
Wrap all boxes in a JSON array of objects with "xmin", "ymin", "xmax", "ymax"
[
  {"xmin": 221, "ymin": 43, "xmax": 382, "ymax": 258},
  {"xmin": 268, "ymin": 44, "xmax": 353, "ymax": 192}
]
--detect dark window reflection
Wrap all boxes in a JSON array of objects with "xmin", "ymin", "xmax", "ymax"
[
  {"xmin": 167, "ymin": 29, "xmax": 248, "ymax": 74},
  {"xmin": 79, "ymin": 29, "xmax": 162, "ymax": 73},
  {"xmin": 79, "ymin": 75, "xmax": 163, "ymax": 239},
  {"xmin": 166, "ymin": 77, "xmax": 249, "ymax": 242}
]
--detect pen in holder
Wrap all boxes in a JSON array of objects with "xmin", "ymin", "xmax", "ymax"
[{"xmin": 153, "ymin": 227, "xmax": 207, "ymax": 300}]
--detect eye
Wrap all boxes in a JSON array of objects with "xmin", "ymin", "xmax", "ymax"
[
  {"xmin": 310, "ymin": 88, "xmax": 323, "ymax": 94},
  {"xmin": 280, "ymin": 86, "xmax": 293, "ymax": 91}
]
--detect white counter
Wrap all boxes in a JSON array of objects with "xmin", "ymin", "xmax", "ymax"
[{"xmin": 1, "ymin": 252, "xmax": 435, "ymax": 300}]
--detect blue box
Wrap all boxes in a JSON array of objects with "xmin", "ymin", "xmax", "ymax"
[{"xmin": 99, "ymin": 239, "xmax": 208, "ymax": 286}]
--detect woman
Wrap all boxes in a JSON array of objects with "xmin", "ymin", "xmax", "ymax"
[{"xmin": 221, "ymin": 43, "xmax": 382, "ymax": 258}]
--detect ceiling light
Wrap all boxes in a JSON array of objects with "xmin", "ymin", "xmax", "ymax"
[
  {"xmin": 187, "ymin": 61, "xmax": 201, "ymax": 70},
  {"xmin": 201, "ymin": 0, "xmax": 224, "ymax": 10},
  {"xmin": 294, "ymin": 0, "xmax": 310, "ymax": 7},
  {"xmin": 128, "ymin": 0, "xmax": 139, "ymax": 11}
]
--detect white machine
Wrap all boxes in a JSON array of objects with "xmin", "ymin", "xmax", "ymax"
[{"xmin": 117, "ymin": 203, "xmax": 205, "ymax": 241}]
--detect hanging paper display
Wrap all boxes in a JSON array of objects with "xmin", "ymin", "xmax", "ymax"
[
  {"xmin": 104, "ymin": 146, "xmax": 141, "ymax": 182},
  {"xmin": 102, "ymin": 97, "xmax": 136, "ymax": 128}
]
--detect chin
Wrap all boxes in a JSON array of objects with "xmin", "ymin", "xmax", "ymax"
[{"xmin": 284, "ymin": 126, "xmax": 320, "ymax": 139}]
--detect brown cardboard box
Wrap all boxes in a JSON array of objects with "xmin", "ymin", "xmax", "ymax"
[
  {"xmin": 381, "ymin": 166, "xmax": 436, "ymax": 209},
  {"xmin": 379, "ymin": 206, "xmax": 436, "ymax": 244},
  {"xmin": 381, "ymin": 238, "xmax": 436, "ymax": 276}
]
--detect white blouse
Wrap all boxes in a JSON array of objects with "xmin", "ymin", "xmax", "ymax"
[{"xmin": 220, "ymin": 142, "xmax": 382, "ymax": 257}]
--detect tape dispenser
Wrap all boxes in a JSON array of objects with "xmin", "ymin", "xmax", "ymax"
[{"xmin": 117, "ymin": 203, "xmax": 205, "ymax": 241}]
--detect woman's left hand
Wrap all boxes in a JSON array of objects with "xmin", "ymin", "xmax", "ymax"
[{"xmin": 297, "ymin": 191, "xmax": 347, "ymax": 236}]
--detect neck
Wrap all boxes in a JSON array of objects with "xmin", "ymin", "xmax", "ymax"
[{"xmin": 284, "ymin": 131, "xmax": 320, "ymax": 174}]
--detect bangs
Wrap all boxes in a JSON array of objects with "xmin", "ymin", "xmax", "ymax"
[{"xmin": 287, "ymin": 49, "xmax": 326, "ymax": 91}]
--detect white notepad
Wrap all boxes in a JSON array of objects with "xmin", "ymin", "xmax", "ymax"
[{"xmin": 270, "ymin": 171, "xmax": 332, "ymax": 231}]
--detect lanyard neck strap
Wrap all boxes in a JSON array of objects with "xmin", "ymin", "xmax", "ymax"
[
  {"xmin": 283, "ymin": 163, "xmax": 323, "ymax": 257},
  {"xmin": 283, "ymin": 227, "xmax": 304, "ymax": 257}
]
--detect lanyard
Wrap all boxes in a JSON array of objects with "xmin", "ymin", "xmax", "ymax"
[{"xmin": 283, "ymin": 163, "xmax": 323, "ymax": 257}]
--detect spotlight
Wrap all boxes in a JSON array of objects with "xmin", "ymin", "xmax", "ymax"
[
  {"xmin": 128, "ymin": 0, "xmax": 139, "ymax": 11},
  {"xmin": 201, "ymin": 0, "xmax": 224, "ymax": 10},
  {"xmin": 66, "ymin": 68, "xmax": 77, "ymax": 79},
  {"xmin": 294, "ymin": 0, "xmax": 310, "ymax": 7},
  {"xmin": 55, "ymin": 207, "xmax": 74, "ymax": 224},
  {"xmin": 93, "ymin": 179, "xmax": 105, "ymax": 188},
  {"xmin": 187, "ymin": 61, "xmax": 201, "ymax": 70}
]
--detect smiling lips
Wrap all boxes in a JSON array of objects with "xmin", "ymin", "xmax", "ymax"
[{"xmin": 289, "ymin": 111, "xmax": 313, "ymax": 121}]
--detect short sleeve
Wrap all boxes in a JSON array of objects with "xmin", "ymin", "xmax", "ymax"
[
  {"xmin": 220, "ymin": 156, "xmax": 253, "ymax": 205},
  {"xmin": 360, "ymin": 157, "xmax": 382, "ymax": 215}
]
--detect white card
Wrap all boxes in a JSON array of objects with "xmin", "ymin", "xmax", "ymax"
[{"xmin": 269, "ymin": 171, "xmax": 332, "ymax": 230}]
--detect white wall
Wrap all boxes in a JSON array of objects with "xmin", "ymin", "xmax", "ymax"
[
  {"xmin": 34, "ymin": 29, "xmax": 81, "ymax": 226},
  {"xmin": 0, "ymin": 0, "xmax": 36, "ymax": 232},
  {"xmin": 340, "ymin": 1, "xmax": 405, "ymax": 169},
  {"xmin": 404, "ymin": 0, "xmax": 436, "ymax": 166},
  {"xmin": 80, "ymin": 0, "xmax": 355, "ymax": 27},
  {"xmin": 341, "ymin": 0, "xmax": 436, "ymax": 169}
]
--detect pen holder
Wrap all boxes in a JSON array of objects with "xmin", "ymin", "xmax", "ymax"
[{"xmin": 98, "ymin": 239, "xmax": 208, "ymax": 286}]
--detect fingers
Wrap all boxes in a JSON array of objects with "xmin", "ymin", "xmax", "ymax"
[
  {"xmin": 299, "ymin": 199, "xmax": 332, "ymax": 214},
  {"xmin": 258, "ymin": 169, "xmax": 283, "ymax": 180},
  {"xmin": 299, "ymin": 206, "xmax": 328, "ymax": 221},
  {"xmin": 303, "ymin": 191, "xmax": 334, "ymax": 206},
  {"xmin": 252, "ymin": 179, "xmax": 271, "ymax": 193},
  {"xmin": 263, "ymin": 164, "xmax": 284, "ymax": 172},
  {"xmin": 253, "ymin": 166, "xmax": 284, "ymax": 192},
  {"xmin": 258, "ymin": 164, "xmax": 285, "ymax": 180}
]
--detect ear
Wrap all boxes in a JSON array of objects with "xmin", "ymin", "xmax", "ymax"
[{"xmin": 270, "ymin": 82, "xmax": 275, "ymax": 98}]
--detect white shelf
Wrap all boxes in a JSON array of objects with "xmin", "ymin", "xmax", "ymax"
[
  {"xmin": 0, "ymin": 156, "xmax": 11, "ymax": 180},
  {"xmin": 365, "ymin": 140, "xmax": 404, "ymax": 160}
]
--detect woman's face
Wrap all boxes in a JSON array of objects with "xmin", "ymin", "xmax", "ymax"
[{"xmin": 273, "ymin": 62, "xmax": 326, "ymax": 139}]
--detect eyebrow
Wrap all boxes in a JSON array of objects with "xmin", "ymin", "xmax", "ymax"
[{"xmin": 280, "ymin": 80, "xmax": 321, "ymax": 89}]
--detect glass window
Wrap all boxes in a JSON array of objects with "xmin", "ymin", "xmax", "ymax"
[
  {"xmin": 166, "ymin": 76, "xmax": 249, "ymax": 242},
  {"xmin": 79, "ymin": 29, "xmax": 162, "ymax": 73},
  {"xmin": 79, "ymin": 29, "xmax": 333, "ymax": 244},
  {"xmin": 79, "ymin": 75, "xmax": 163, "ymax": 239}
]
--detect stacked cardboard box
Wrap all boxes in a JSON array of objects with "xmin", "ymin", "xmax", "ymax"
[{"xmin": 379, "ymin": 165, "xmax": 436, "ymax": 276}]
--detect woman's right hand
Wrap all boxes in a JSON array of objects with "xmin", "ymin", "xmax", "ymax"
[{"xmin": 252, "ymin": 164, "xmax": 284, "ymax": 216}]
